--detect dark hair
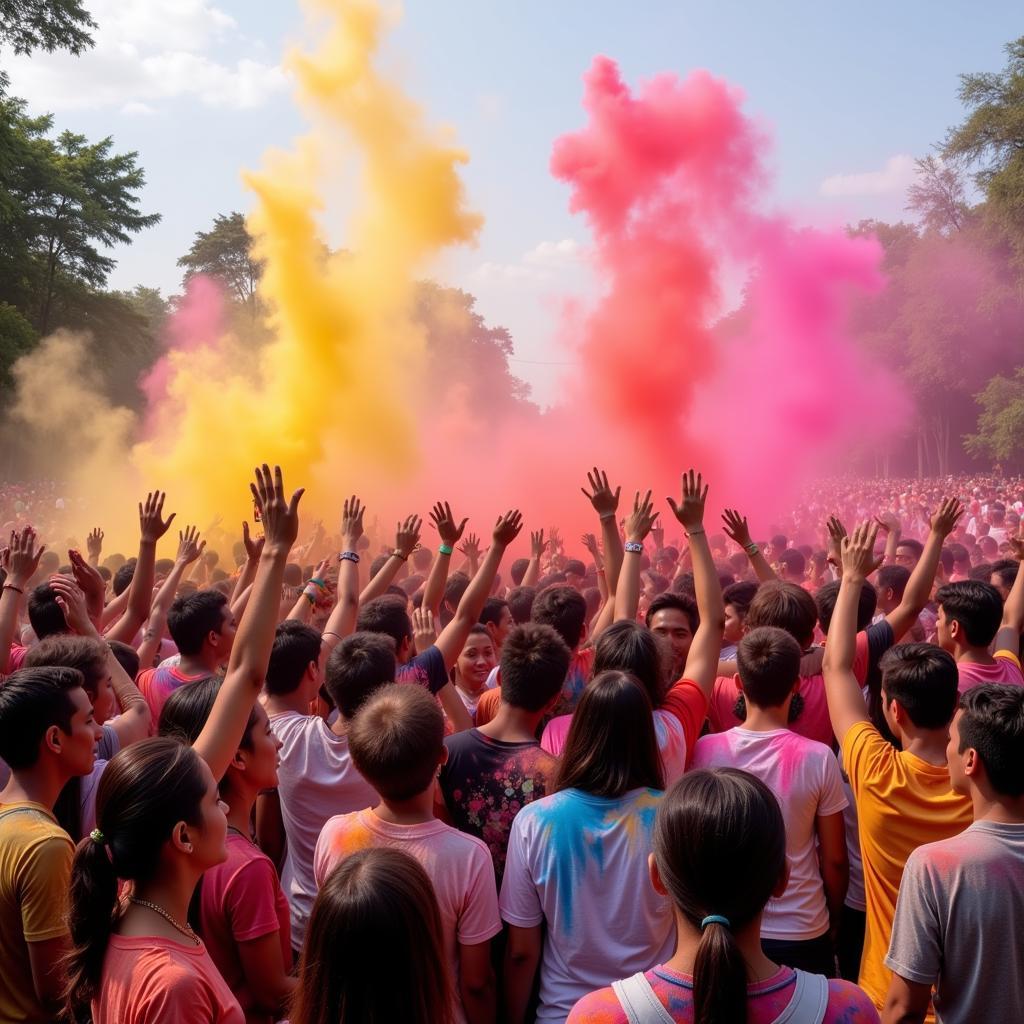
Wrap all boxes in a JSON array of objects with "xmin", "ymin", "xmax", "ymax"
[
  {"xmin": 958, "ymin": 684, "xmax": 1024, "ymax": 797},
  {"xmin": 532, "ymin": 585, "xmax": 587, "ymax": 649},
  {"xmin": 265, "ymin": 621, "xmax": 323, "ymax": 697},
  {"xmin": 556, "ymin": 671, "xmax": 663, "ymax": 797},
  {"xmin": 27, "ymin": 583, "xmax": 68, "ymax": 639},
  {"xmin": 357, "ymin": 595, "xmax": 412, "ymax": 650},
  {"xmin": 107, "ymin": 639, "xmax": 140, "ymax": 681},
  {"xmin": 990, "ymin": 559, "xmax": 1020, "ymax": 592},
  {"xmin": 290, "ymin": 848, "xmax": 454, "ymax": 1024},
  {"xmin": 770, "ymin": 534, "xmax": 788, "ymax": 551},
  {"xmin": 154, "ymin": 557, "xmax": 175, "ymax": 577},
  {"xmin": 896, "ymin": 538, "xmax": 925, "ymax": 561},
  {"xmin": 939, "ymin": 547, "xmax": 955, "ymax": 575},
  {"xmin": 167, "ymin": 590, "xmax": 229, "ymax": 656},
  {"xmin": 112, "ymin": 558, "xmax": 137, "ymax": 596},
  {"xmin": 593, "ymin": 621, "xmax": 666, "ymax": 708},
  {"xmin": 480, "ymin": 598, "xmax": 509, "ymax": 629},
  {"xmin": 499, "ymin": 624, "xmax": 571, "ymax": 712},
  {"xmin": 442, "ymin": 572, "xmax": 470, "ymax": 613},
  {"xmin": 158, "ymin": 676, "xmax": 258, "ymax": 756},
  {"xmin": 969, "ymin": 562, "xmax": 994, "ymax": 582},
  {"xmin": 879, "ymin": 643, "xmax": 959, "ymax": 730},
  {"xmin": 746, "ymin": 581, "xmax": 817, "ymax": 646},
  {"xmin": 646, "ymin": 592, "xmax": 698, "ymax": 634},
  {"xmin": 24, "ymin": 635, "xmax": 107, "ymax": 697},
  {"xmin": 64, "ymin": 739, "xmax": 210, "ymax": 1022},
  {"xmin": 936, "ymin": 581, "xmax": 1003, "ymax": 648},
  {"xmin": 510, "ymin": 558, "xmax": 530, "ymax": 587},
  {"xmin": 777, "ymin": 549, "xmax": 806, "ymax": 577},
  {"xmin": 97, "ymin": 566, "xmax": 112, "ymax": 583},
  {"xmin": 736, "ymin": 627, "xmax": 802, "ymax": 708},
  {"xmin": 324, "ymin": 632, "xmax": 397, "ymax": 719},
  {"xmin": 722, "ymin": 581, "xmax": 759, "ymax": 616},
  {"xmin": 369, "ymin": 554, "xmax": 390, "ymax": 580},
  {"xmin": 507, "ymin": 585, "xmax": 537, "ymax": 624},
  {"xmin": 564, "ymin": 559, "xmax": 586, "ymax": 578},
  {"xmin": 347, "ymin": 684, "xmax": 443, "ymax": 801},
  {"xmin": 654, "ymin": 768, "xmax": 786, "ymax": 1024},
  {"xmin": 0, "ymin": 666, "xmax": 85, "ymax": 769},
  {"xmin": 673, "ymin": 572, "xmax": 696, "ymax": 598},
  {"xmin": 815, "ymin": 579, "xmax": 877, "ymax": 635},
  {"xmin": 876, "ymin": 564, "xmax": 911, "ymax": 602}
]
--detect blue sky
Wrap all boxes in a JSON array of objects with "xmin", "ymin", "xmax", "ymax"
[{"xmin": 6, "ymin": 1, "xmax": 1021, "ymax": 403}]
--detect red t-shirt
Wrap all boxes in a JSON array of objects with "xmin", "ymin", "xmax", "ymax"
[{"xmin": 136, "ymin": 665, "xmax": 209, "ymax": 732}]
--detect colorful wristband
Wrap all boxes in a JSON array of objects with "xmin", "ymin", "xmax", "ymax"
[
  {"xmin": 439, "ymin": 543, "xmax": 454, "ymax": 556},
  {"xmin": 624, "ymin": 541, "xmax": 644, "ymax": 554},
  {"xmin": 339, "ymin": 551, "xmax": 360, "ymax": 564},
  {"xmin": 392, "ymin": 550, "xmax": 408, "ymax": 562}
]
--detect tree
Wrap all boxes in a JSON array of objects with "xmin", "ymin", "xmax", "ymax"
[
  {"xmin": 966, "ymin": 368, "xmax": 1024, "ymax": 468},
  {"xmin": 0, "ymin": 301, "xmax": 36, "ymax": 392},
  {"xmin": 906, "ymin": 156, "xmax": 968, "ymax": 234},
  {"xmin": 0, "ymin": 0, "xmax": 95, "ymax": 91},
  {"xmin": 177, "ymin": 212, "xmax": 263, "ymax": 319}
]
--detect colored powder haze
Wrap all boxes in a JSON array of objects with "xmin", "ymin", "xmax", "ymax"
[{"xmin": 10, "ymin": 0, "xmax": 909, "ymax": 555}]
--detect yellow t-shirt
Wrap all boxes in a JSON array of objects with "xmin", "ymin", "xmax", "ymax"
[
  {"xmin": 0, "ymin": 801, "xmax": 74, "ymax": 1024},
  {"xmin": 841, "ymin": 722, "xmax": 972, "ymax": 1015}
]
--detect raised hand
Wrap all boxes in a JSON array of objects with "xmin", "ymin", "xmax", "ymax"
[
  {"xmin": 721, "ymin": 508, "xmax": 753, "ymax": 549},
  {"xmin": 3, "ymin": 526, "xmax": 44, "ymax": 587},
  {"xmin": 429, "ymin": 501, "xmax": 468, "ymax": 548},
  {"xmin": 581, "ymin": 532, "xmax": 600, "ymax": 558},
  {"xmin": 1009, "ymin": 535, "xmax": 1024, "ymax": 563},
  {"xmin": 826, "ymin": 515, "xmax": 847, "ymax": 568},
  {"xmin": 250, "ymin": 464, "xmax": 303, "ymax": 554},
  {"xmin": 493, "ymin": 510, "xmax": 524, "ymax": 548},
  {"xmin": 581, "ymin": 466, "xmax": 621, "ymax": 519},
  {"xmin": 667, "ymin": 469, "xmax": 708, "ymax": 533},
  {"xmin": 242, "ymin": 520, "xmax": 264, "ymax": 563},
  {"xmin": 86, "ymin": 527, "xmax": 104, "ymax": 564},
  {"xmin": 651, "ymin": 521, "xmax": 665, "ymax": 550},
  {"xmin": 342, "ymin": 495, "xmax": 365, "ymax": 548},
  {"xmin": 412, "ymin": 607, "xmax": 437, "ymax": 653},
  {"xmin": 625, "ymin": 490, "xmax": 659, "ymax": 544},
  {"xmin": 531, "ymin": 529, "xmax": 547, "ymax": 559},
  {"xmin": 841, "ymin": 521, "xmax": 883, "ymax": 580},
  {"xmin": 68, "ymin": 549, "xmax": 106, "ymax": 621},
  {"xmin": 393, "ymin": 514, "xmax": 422, "ymax": 559},
  {"xmin": 874, "ymin": 511, "xmax": 901, "ymax": 535},
  {"xmin": 176, "ymin": 525, "xmax": 206, "ymax": 565},
  {"xmin": 48, "ymin": 576, "xmax": 93, "ymax": 636},
  {"xmin": 548, "ymin": 526, "xmax": 563, "ymax": 553},
  {"xmin": 459, "ymin": 532, "xmax": 481, "ymax": 561},
  {"xmin": 930, "ymin": 497, "xmax": 965, "ymax": 539},
  {"xmin": 139, "ymin": 491, "xmax": 176, "ymax": 544}
]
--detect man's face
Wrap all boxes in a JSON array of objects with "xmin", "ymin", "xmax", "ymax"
[
  {"xmin": 945, "ymin": 711, "xmax": 969, "ymax": 795},
  {"xmin": 211, "ymin": 605, "xmax": 238, "ymax": 661},
  {"xmin": 723, "ymin": 603, "xmax": 744, "ymax": 644},
  {"xmin": 935, "ymin": 605, "xmax": 955, "ymax": 652},
  {"xmin": 895, "ymin": 545, "xmax": 919, "ymax": 571},
  {"xmin": 60, "ymin": 687, "xmax": 102, "ymax": 778},
  {"xmin": 991, "ymin": 572, "xmax": 1012, "ymax": 601},
  {"xmin": 487, "ymin": 606, "xmax": 514, "ymax": 650},
  {"xmin": 649, "ymin": 608, "xmax": 693, "ymax": 677}
]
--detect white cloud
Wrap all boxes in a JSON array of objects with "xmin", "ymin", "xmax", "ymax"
[
  {"xmin": 476, "ymin": 93, "xmax": 501, "ymax": 121},
  {"xmin": 3, "ymin": 0, "xmax": 285, "ymax": 112},
  {"xmin": 819, "ymin": 154, "xmax": 917, "ymax": 198},
  {"xmin": 473, "ymin": 239, "xmax": 584, "ymax": 284}
]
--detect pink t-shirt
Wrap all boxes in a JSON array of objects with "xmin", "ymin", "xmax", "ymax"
[
  {"xmin": 92, "ymin": 934, "xmax": 244, "ymax": 1024},
  {"xmin": 198, "ymin": 831, "xmax": 291, "ymax": 1024},
  {"xmin": 314, "ymin": 809, "xmax": 501, "ymax": 1024},
  {"xmin": 692, "ymin": 728, "xmax": 847, "ymax": 940},
  {"xmin": 6, "ymin": 643, "xmax": 27, "ymax": 674},
  {"xmin": 956, "ymin": 651, "xmax": 1024, "ymax": 694},
  {"xmin": 136, "ymin": 664, "xmax": 209, "ymax": 731},
  {"xmin": 708, "ymin": 632, "xmax": 870, "ymax": 747}
]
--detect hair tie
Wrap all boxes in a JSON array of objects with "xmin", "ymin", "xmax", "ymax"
[
  {"xmin": 701, "ymin": 914, "xmax": 731, "ymax": 930},
  {"xmin": 90, "ymin": 828, "xmax": 106, "ymax": 847}
]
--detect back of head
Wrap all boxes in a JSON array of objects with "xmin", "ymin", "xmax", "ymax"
[
  {"xmin": 507, "ymin": 585, "xmax": 537, "ymax": 624},
  {"xmin": 106, "ymin": 640, "xmax": 140, "ymax": 681},
  {"xmin": 324, "ymin": 632, "xmax": 397, "ymax": 719},
  {"xmin": 898, "ymin": 538, "xmax": 925, "ymax": 561},
  {"xmin": 957, "ymin": 684, "xmax": 1024, "ymax": 798},
  {"xmin": 65, "ymin": 738, "xmax": 208, "ymax": 1022},
  {"xmin": 814, "ymin": 579, "xmax": 877, "ymax": 636},
  {"xmin": 500, "ymin": 623, "xmax": 571, "ymax": 713},
  {"xmin": 746, "ymin": 581, "xmax": 817, "ymax": 647},
  {"xmin": 510, "ymin": 557, "xmax": 530, "ymax": 587},
  {"xmin": 879, "ymin": 643, "xmax": 959, "ymax": 730},
  {"xmin": 283, "ymin": 562, "xmax": 303, "ymax": 588},
  {"xmin": 556, "ymin": 671, "xmax": 663, "ymax": 797},
  {"xmin": 480, "ymin": 597, "xmax": 509, "ymax": 629},
  {"xmin": 532, "ymin": 585, "xmax": 587, "ymax": 650},
  {"xmin": 777, "ymin": 549, "xmax": 806, "ymax": 578},
  {"xmin": 158, "ymin": 676, "xmax": 220, "ymax": 744},
  {"xmin": 347, "ymin": 684, "xmax": 443, "ymax": 801},
  {"xmin": 736, "ymin": 627, "xmax": 802, "ymax": 709},
  {"xmin": 112, "ymin": 559, "xmax": 136, "ymax": 596},
  {"xmin": 292, "ymin": 847, "xmax": 453, "ymax": 1024},
  {"xmin": 654, "ymin": 768, "xmax": 786, "ymax": 1024},
  {"xmin": 990, "ymin": 558, "xmax": 1019, "ymax": 592},
  {"xmin": 27, "ymin": 583, "xmax": 68, "ymax": 640},
  {"xmin": 722, "ymin": 580, "xmax": 759, "ymax": 616},
  {"xmin": 167, "ymin": 589, "xmax": 228, "ymax": 657},
  {"xmin": 645, "ymin": 591, "xmax": 699, "ymax": 634},
  {"xmin": 266, "ymin": 620, "xmax": 323, "ymax": 697},
  {"xmin": 593, "ymin": 620, "xmax": 666, "ymax": 708},
  {"xmin": 936, "ymin": 580, "xmax": 1003, "ymax": 648},
  {"xmin": 24, "ymin": 634, "xmax": 107, "ymax": 695},
  {"xmin": 877, "ymin": 564, "xmax": 911, "ymax": 602},
  {"xmin": 0, "ymin": 666, "xmax": 84, "ymax": 769},
  {"xmin": 356, "ymin": 595, "xmax": 412, "ymax": 650}
]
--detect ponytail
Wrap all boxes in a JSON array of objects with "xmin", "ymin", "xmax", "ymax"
[{"xmin": 693, "ymin": 918, "xmax": 748, "ymax": 1024}]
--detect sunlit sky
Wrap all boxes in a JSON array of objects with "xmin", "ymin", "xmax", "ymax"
[{"xmin": 6, "ymin": 1, "xmax": 1021, "ymax": 404}]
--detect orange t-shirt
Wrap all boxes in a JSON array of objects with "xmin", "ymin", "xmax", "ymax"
[{"xmin": 92, "ymin": 934, "xmax": 244, "ymax": 1024}]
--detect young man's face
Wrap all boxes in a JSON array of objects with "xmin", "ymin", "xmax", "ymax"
[
  {"xmin": 723, "ymin": 604, "xmax": 744, "ymax": 644},
  {"xmin": 649, "ymin": 608, "xmax": 693, "ymax": 678},
  {"xmin": 935, "ymin": 605, "xmax": 956, "ymax": 653},
  {"xmin": 60, "ymin": 687, "xmax": 103, "ymax": 778},
  {"xmin": 210, "ymin": 605, "xmax": 238, "ymax": 661},
  {"xmin": 486, "ymin": 606, "xmax": 514, "ymax": 651},
  {"xmin": 945, "ymin": 710, "xmax": 969, "ymax": 795},
  {"xmin": 895, "ymin": 545, "xmax": 919, "ymax": 571}
]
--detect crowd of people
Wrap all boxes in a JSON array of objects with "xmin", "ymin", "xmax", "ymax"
[{"xmin": 0, "ymin": 463, "xmax": 1022, "ymax": 1024}]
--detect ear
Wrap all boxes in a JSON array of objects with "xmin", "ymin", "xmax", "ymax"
[
  {"xmin": 962, "ymin": 746, "xmax": 981, "ymax": 779},
  {"xmin": 648, "ymin": 853, "xmax": 668, "ymax": 896},
  {"xmin": 230, "ymin": 747, "xmax": 247, "ymax": 772},
  {"xmin": 171, "ymin": 820, "xmax": 194, "ymax": 854},
  {"xmin": 733, "ymin": 673, "xmax": 743, "ymax": 694},
  {"xmin": 438, "ymin": 745, "xmax": 450, "ymax": 768},
  {"xmin": 44, "ymin": 725, "xmax": 63, "ymax": 756}
]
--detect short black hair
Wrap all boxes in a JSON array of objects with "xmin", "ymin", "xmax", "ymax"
[
  {"xmin": 777, "ymin": 549, "xmax": 806, "ymax": 577},
  {"xmin": 747, "ymin": 581, "xmax": 818, "ymax": 646},
  {"xmin": 480, "ymin": 598, "xmax": 509, "ymax": 629},
  {"xmin": 645, "ymin": 592, "xmax": 698, "ymax": 633},
  {"xmin": 265, "ymin": 621, "xmax": 323, "ymax": 697},
  {"xmin": 990, "ymin": 559, "xmax": 1019, "ymax": 591},
  {"xmin": 113, "ymin": 558, "xmax": 137, "ymax": 596},
  {"xmin": 532, "ymin": 585, "xmax": 587, "ymax": 650},
  {"xmin": 564, "ymin": 559, "xmax": 586, "ymax": 578},
  {"xmin": 737, "ymin": 627, "xmax": 802, "ymax": 708},
  {"xmin": 27, "ymin": 583, "xmax": 68, "ymax": 640},
  {"xmin": 723, "ymin": 580, "xmax": 759, "ymax": 616},
  {"xmin": 0, "ymin": 666, "xmax": 84, "ymax": 769},
  {"xmin": 324, "ymin": 632, "xmax": 397, "ymax": 719},
  {"xmin": 107, "ymin": 640, "xmax": 140, "ymax": 681},
  {"xmin": 896, "ymin": 538, "xmax": 924, "ymax": 560},
  {"xmin": 879, "ymin": 643, "xmax": 959, "ymax": 730},
  {"xmin": 815, "ymin": 579, "xmax": 877, "ymax": 636},
  {"xmin": 510, "ymin": 558, "xmax": 530, "ymax": 586},
  {"xmin": 876, "ymin": 564, "xmax": 911, "ymax": 601},
  {"xmin": 958, "ymin": 684, "xmax": 1024, "ymax": 797},
  {"xmin": 936, "ymin": 581, "xmax": 1003, "ymax": 648},
  {"xmin": 507, "ymin": 586, "xmax": 537, "ymax": 625},
  {"xmin": 167, "ymin": 590, "xmax": 229, "ymax": 656},
  {"xmin": 500, "ymin": 624, "xmax": 571, "ymax": 712},
  {"xmin": 357, "ymin": 595, "xmax": 413, "ymax": 649}
]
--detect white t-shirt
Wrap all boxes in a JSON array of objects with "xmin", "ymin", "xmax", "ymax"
[
  {"xmin": 499, "ymin": 787, "xmax": 674, "ymax": 1022},
  {"xmin": 692, "ymin": 727, "xmax": 847, "ymax": 940},
  {"xmin": 270, "ymin": 711, "xmax": 378, "ymax": 951}
]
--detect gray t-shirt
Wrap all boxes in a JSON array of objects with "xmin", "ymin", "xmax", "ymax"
[{"xmin": 885, "ymin": 819, "xmax": 1024, "ymax": 1024}]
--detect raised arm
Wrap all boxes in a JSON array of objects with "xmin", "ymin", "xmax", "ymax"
[
  {"xmin": 522, "ymin": 529, "xmax": 545, "ymax": 589},
  {"xmin": 885, "ymin": 498, "xmax": 963, "ymax": 641},
  {"xmin": 320, "ymin": 496, "xmax": 365, "ymax": 661},
  {"xmin": 434, "ymin": 510, "xmax": 523, "ymax": 671},
  {"xmin": 0, "ymin": 527, "xmax": 44, "ymax": 674},
  {"xmin": 722, "ymin": 508, "xmax": 776, "ymax": 583},
  {"xmin": 194, "ymin": 466, "xmax": 302, "ymax": 781},
  {"xmin": 822, "ymin": 521, "xmax": 881, "ymax": 743},
  {"xmin": 105, "ymin": 492, "xmax": 176, "ymax": 643},
  {"xmin": 875, "ymin": 512, "xmax": 902, "ymax": 567},
  {"xmin": 230, "ymin": 521, "xmax": 264, "ymax": 610},
  {"xmin": 668, "ymin": 470, "xmax": 725, "ymax": 699},
  {"xmin": 995, "ymin": 533, "xmax": 1024, "ymax": 652},
  {"xmin": 86, "ymin": 528, "xmax": 103, "ymax": 569},
  {"xmin": 421, "ymin": 501, "xmax": 467, "ymax": 617},
  {"xmin": 581, "ymin": 467, "xmax": 623, "ymax": 594},
  {"xmin": 614, "ymin": 490, "xmax": 658, "ymax": 623},
  {"xmin": 359, "ymin": 515, "xmax": 421, "ymax": 604}
]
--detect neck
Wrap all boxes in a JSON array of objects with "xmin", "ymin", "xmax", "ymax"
[
  {"xmin": 265, "ymin": 689, "xmax": 313, "ymax": 717},
  {"xmin": 456, "ymin": 677, "xmax": 487, "ymax": 698},
  {"xmin": 478, "ymin": 703, "xmax": 543, "ymax": 743},
  {"xmin": 900, "ymin": 729, "xmax": 951, "ymax": 766},
  {"xmin": 954, "ymin": 643, "xmax": 994, "ymax": 666},
  {"xmin": 665, "ymin": 909, "xmax": 778, "ymax": 984},
  {"xmin": 223, "ymin": 782, "xmax": 257, "ymax": 836},
  {"xmin": 179, "ymin": 650, "xmax": 222, "ymax": 677},
  {"xmin": 373, "ymin": 789, "xmax": 435, "ymax": 826},
  {"xmin": 971, "ymin": 786, "xmax": 1024, "ymax": 825},
  {"xmin": 132, "ymin": 863, "xmax": 201, "ymax": 931},
  {"xmin": 742, "ymin": 703, "xmax": 791, "ymax": 732},
  {"xmin": 1, "ymin": 762, "xmax": 71, "ymax": 813}
]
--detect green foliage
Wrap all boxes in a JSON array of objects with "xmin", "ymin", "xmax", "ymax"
[
  {"xmin": 966, "ymin": 368, "xmax": 1024, "ymax": 465},
  {"xmin": 177, "ymin": 212, "xmax": 263, "ymax": 317},
  {"xmin": 906, "ymin": 156, "xmax": 969, "ymax": 234},
  {"xmin": 0, "ymin": 0, "xmax": 95, "ymax": 92},
  {"xmin": 0, "ymin": 301, "xmax": 38, "ymax": 392}
]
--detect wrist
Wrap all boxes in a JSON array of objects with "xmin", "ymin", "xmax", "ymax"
[
  {"xmin": 438, "ymin": 543, "xmax": 454, "ymax": 557},
  {"xmin": 261, "ymin": 544, "xmax": 291, "ymax": 560},
  {"xmin": 392, "ymin": 550, "xmax": 409, "ymax": 562},
  {"xmin": 139, "ymin": 538, "xmax": 157, "ymax": 549},
  {"xmin": 624, "ymin": 540, "xmax": 644, "ymax": 553}
]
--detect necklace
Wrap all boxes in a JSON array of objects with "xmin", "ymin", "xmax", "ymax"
[
  {"xmin": 227, "ymin": 824, "xmax": 257, "ymax": 846},
  {"xmin": 129, "ymin": 897, "xmax": 201, "ymax": 946}
]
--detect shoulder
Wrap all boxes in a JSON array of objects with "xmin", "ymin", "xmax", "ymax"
[
  {"xmin": 824, "ymin": 978, "xmax": 882, "ymax": 1021},
  {"xmin": 566, "ymin": 984, "xmax": 627, "ymax": 1023}
]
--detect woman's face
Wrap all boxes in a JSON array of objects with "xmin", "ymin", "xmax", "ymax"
[
  {"xmin": 89, "ymin": 662, "xmax": 115, "ymax": 725},
  {"xmin": 243, "ymin": 702, "xmax": 282, "ymax": 791},
  {"xmin": 191, "ymin": 758, "xmax": 229, "ymax": 869},
  {"xmin": 456, "ymin": 634, "xmax": 496, "ymax": 694}
]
